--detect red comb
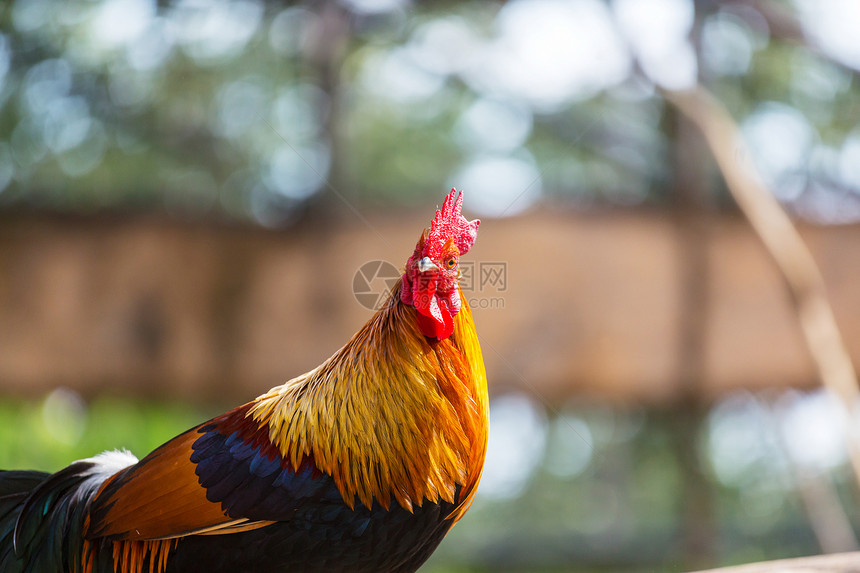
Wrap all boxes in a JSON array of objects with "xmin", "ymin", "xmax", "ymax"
[{"xmin": 427, "ymin": 189, "xmax": 480, "ymax": 255}]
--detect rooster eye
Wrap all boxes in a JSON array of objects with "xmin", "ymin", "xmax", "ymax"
[{"xmin": 445, "ymin": 257, "xmax": 457, "ymax": 269}]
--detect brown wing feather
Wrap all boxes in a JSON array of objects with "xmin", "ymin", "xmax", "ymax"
[{"xmin": 87, "ymin": 426, "xmax": 232, "ymax": 541}]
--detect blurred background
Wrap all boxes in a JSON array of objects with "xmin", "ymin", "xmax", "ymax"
[{"xmin": 1, "ymin": 0, "xmax": 860, "ymax": 570}]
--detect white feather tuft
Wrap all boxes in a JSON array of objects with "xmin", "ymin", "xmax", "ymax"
[{"xmin": 81, "ymin": 449, "xmax": 139, "ymax": 476}]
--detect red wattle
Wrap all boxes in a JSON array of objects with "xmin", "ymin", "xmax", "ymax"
[
  {"xmin": 416, "ymin": 303, "xmax": 454, "ymax": 340},
  {"xmin": 403, "ymin": 269, "xmax": 458, "ymax": 340},
  {"xmin": 413, "ymin": 282, "xmax": 453, "ymax": 340}
]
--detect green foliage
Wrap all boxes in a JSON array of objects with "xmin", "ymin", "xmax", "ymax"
[
  {"xmin": 1, "ymin": 0, "xmax": 857, "ymax": 223},
  {"xmin": 0, "ymin": 395, "xmax": 209, "ymax": 472}
]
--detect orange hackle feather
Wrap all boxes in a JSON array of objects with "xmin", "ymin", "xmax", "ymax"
[
  {"xmin": 247, "ymin": 281, "xmax": 488, "ymax": 519},
  {"xmin": 111, "ymin": 539, "xmax": 177, "ymax": 573}
]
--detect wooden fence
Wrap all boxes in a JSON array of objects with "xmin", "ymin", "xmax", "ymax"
[{"xmin": 1, "ymin": 209, "xmax": 859, "ymax": 404}]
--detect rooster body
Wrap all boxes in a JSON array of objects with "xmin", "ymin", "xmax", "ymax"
[{"xmin": 0, "ymin": 190, "xmax": 487, "ymax": 573}]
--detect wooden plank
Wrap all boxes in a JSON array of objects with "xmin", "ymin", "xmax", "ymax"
[{"xmin": 695, "ymin": 552, "xmax": 860, "ymax": 573}]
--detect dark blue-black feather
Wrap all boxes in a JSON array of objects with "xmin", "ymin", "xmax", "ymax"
[
  {"xmin": 183, "ymin": 422, "xmax": 461, "ymax": 572},
  {"xmin": 0, "ymin": 459, "xmax": 130, "ymax": 573}
]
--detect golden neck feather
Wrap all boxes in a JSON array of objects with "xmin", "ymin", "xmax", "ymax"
[{"xmin": 246, "ymin": 283, "xmax": 488, "ymax": 518}]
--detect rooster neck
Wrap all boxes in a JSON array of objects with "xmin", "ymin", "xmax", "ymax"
[{"xmin": 246, "ymin": 282, "xmax": 488, "ymax": 518}]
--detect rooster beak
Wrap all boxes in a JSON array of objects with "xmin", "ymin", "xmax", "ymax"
[{"xmin": 417, "ymin": 257, "xmax": 439, "ymax": 272}]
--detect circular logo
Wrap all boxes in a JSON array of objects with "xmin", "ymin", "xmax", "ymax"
[{"xmin": 352, "ymin": 260, "xmax": 401, "ymax": 310}]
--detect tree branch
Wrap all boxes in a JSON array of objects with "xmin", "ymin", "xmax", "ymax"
[{"xmin": 664, "ymin": 85, "xmax": 860, "ymax": 489}]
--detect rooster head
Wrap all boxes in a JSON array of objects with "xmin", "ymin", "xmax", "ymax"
[{"xmin": 401, "ymin": 189, "xmax": 480, "ymax": 341}]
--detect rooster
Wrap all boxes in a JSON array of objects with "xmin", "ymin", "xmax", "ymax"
[{"xmin": 0, "ymin": 189, "xmax": 488, "ymax": 573}]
